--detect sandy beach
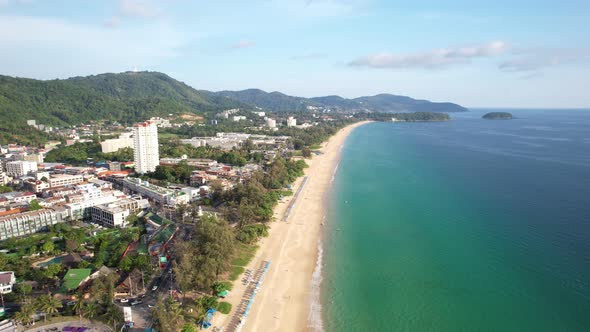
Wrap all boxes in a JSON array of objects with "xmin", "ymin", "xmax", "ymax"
[{"xmin": 213, "ymin": 121, "xmax": 370, "ymax": 332}]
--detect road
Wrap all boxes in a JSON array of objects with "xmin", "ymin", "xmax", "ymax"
[{"xmin": 116, "ymin": 259, "xmax": 179, "ymax": 328}]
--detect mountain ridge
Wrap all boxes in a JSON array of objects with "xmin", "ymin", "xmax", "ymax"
[
  {"xmin": 0, "ymin": 71, "xmax": 467, "ymax": 144},
  {"xmin": 211, "ymin": 89, "xmax": 468, "ymax": 113}
]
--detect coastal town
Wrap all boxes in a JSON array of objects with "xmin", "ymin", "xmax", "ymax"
[{"xmin": 0, "ymin": 107, "xmax": 357, "ymax": 332}]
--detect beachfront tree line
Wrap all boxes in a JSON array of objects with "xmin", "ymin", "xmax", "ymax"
[
  {"xmin": 158, "ymin": 157, "xmax": 306, "ymax": 331},
  {"xmin": 172, "ymin": 157, "xmax": 307, "ymax": 284}
]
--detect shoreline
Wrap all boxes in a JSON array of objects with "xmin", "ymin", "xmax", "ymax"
[{"xmin": 213, "ymin": 121, "xmax": 370, "ymax": 331}]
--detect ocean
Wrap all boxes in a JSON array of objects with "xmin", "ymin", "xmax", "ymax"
[{"xmin": 322, "ymin": 109, "xmax": 590, "ymax": 331}]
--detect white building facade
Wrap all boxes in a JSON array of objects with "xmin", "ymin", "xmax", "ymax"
[
  {"xmin": 48, "ymin": 174, "xmax": 84, "ymax": 188},
  {"xmin": 286, "ymin": 116, "xmax": 297, "ymax": 127},
  {"xmin": 133, "ymin": 121, "xmax": 159, "ymax": 174},
  {"xmin": 101, "ymin": 132, "xmax": 134, "ymax": 153},
  {"xmin": 0, "ymin": 209, "xmax": 64, "ymax": 240},
  {"xmin": 266, "ymin": 118, "xmax": 277, "ymax": 128},
  {"xmin": 5, "ymin": 161, "xmax": 37, "ymax": 177},
  {"xmin": 0, "ymin": 271, "xmax": 16, "ymax": 294}
]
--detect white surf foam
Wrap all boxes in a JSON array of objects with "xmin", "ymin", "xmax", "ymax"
[
  {"xmin": 331, "ymin": 162, "xmax": 340, "ymax": 183},
  {"xmin": 308, "ymin": 238, "xmax": 325, "ymax": 332}
]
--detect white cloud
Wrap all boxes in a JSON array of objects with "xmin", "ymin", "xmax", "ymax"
[
  {"xmin": 0, "ymin": 15, "xmax": 185, "ymax": 78},
  {"xmin": 499, "ymin": 48, "xmax": 590, "ymax": 72},
  {"xmin": 119, "ymin": 0, "xmax": 160, "ymax": 18},
  {"xmin": 349, "ymin": 41, "xmax": 507, "ymax": 69},
  {"xmin": 232, "ymin": 40, "xmax": 256, "ymax": 49}
]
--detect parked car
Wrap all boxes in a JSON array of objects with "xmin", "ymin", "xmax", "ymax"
[
  {"xmin": 120, "ymin": 298, "xmax": 129, "ymax": 303},
  {"xmin": 131, "ymin": 299, "xmax": 142, "ymax": 306},
  {"xmin": 66, "ymin": 301, "xmax": 77, "ymax": 306}
]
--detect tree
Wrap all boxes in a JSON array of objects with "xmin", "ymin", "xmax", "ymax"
[
  {"xmin": 173, "ymin": 241, "xmax": 196, "ymax": 293},
  {"xmin": 192, "ymin": 215, "xmax": 235, "ymax": 290},
  {"xmin": 237, "ymin": 198, "xmax": 256, "ymax": 229},
  {"xmin": 27, "ymin": 245, "xmax": 38, "ymax": 256},
  {"xmin": 72, "ymin": 295, "xmax": 85, "ymax": 320},
  {"xmin": 41, "ymin": 240, "xmax": 54, "ymax": 254},
  {"xmin": 102, "ymin": 304, "xmax": 124, "ymax": 331},
  {"xmin": 82, "ymin": 302, "xmax": 98, "ymax": 320},
  {"xmin": 0, "ymin": 185, "xmax": 13, "ymax": 194},
  {"xmin": 17, "ymin": 283, "xmax": 33, "ymax": 304},
  {"xmin": 29, "ymin": 199, "xmax": 43, "ymax": 211},
  {"xmin": 176, "ymin": 203, "xmax": 188, "ymax": 223},
  {"xmin": 14, "ymin": 302, "xmax": 35, "ymax": 326},
  {"xmin": 302, "ymin": 148, "xmax": 311, "ymax": 158},
  {"xmin": 118, "ymin": 256, "xmax": 133, "ymax": 272},
  {"xmin": 36, "ymin": 293, "xmax": 63, "ymax": 322},
  {"xmin": 152, "ymin": 297, "xmax": 185, "ymax": 332},
  {"xmin": 181, "ymin": 323, "xmax": 198, "ymax": 332},
  {"xmin": 134, "ymin": 254, "xmax": 151, "ymax": 272},
  {"xmin": 44, "ymin": 263, "xmax": 62, "ymax": 279},
  {"xmin": 209, "ymin": 180, "xmax": 225, "ymax": 203}
]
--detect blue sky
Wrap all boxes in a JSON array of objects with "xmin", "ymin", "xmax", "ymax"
[{"xmin": 1, "ymin": 0, "xmax": 589, "ymax": 108}]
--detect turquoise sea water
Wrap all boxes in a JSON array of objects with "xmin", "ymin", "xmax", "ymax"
[{"xmin": 322, "ymin": 109, "xmax": 590, "ymax": 331}]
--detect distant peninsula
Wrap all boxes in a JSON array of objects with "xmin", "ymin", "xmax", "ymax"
[
  {"xmin": 391, "ymin": 112, "xmax": 451, "ymax": 122},
  {"xmin": 483, "ymin": 112, "xmax": 513, "ymax": 120}
]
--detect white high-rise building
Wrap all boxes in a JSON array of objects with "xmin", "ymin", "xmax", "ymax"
[
  {"xmin": 287, "ymin": 116, "xmax": 297, "ymax": 127},
  {"xmin": 5, "ymin": 161, "xmax": 37, "ymax": 177},
  {"xmin": 266, "ymin": 118, "xmax": 277, "ymax": 128},
  {"xmin": 133, "ymin": 121, "xmax": 159, "ymax": 174}
]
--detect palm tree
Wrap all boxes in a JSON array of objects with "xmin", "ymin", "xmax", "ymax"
[
  {"xmin": 82, "ymin": 302, "xmax": 98, "ymax": 320},
  {"xmin": 72, "ymin": 296, "xmax": 85, "ymax": 320},
  {"xmin": 14, "ymin": 302, "xmax": 35, "ymax": 326},
  {"xmin": 168, "ymin": 300, "xmax": 184, "ymax": 328},
  {"xmin": 103, "ymin": 304, "xmax": 123, "ymax": 331},
  {"xmin": 36, "ymin": 293, "xmax": 63, "ymax": 323}
]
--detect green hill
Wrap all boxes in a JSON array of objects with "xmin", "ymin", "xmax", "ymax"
[
  {"xmin": 0, "ymin": 70, "xmax": 468, "ymax": 145},
  {"xmin": 213, "ymin": 89, "xmax": 321, "ymax": 112},
  {"xmin": 0, "ymin": 71, "xmax": 246, "ymax": 144},
  {"xmin": 352, "ymin": 94, "xmax": 468, "ymax": 113},
  {"xmin": 214, "ymin": 90, "xmax": 468, "ymax": 113}
]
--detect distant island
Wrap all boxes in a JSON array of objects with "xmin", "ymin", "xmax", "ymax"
[{"xmin": 483, "ymin": 112, "xmax": 513, "ymax": 120}]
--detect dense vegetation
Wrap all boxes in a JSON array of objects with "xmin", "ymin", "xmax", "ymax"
[
  {"xmin": 213, "ymin": 89, "xmax": 467, "ymax": 113},
  {"xmin": 214, "ymin": 89, "xmax": 321, "ymax": 112},
  {"xmin": 0, "ymin": 122, "xmax": 61, "ymax": 146},
  {"xmin": 0, "ymin": 70, "xmax": 467, "ymax": 144},
  {"xmin": 0, "ymin": 185, "xmax": 14, "ymax": 193},
  {"xmin": 0, "ymin": 71, "xmax": 247, "ymax": 144},
  {"xmin": 483, "ymin": 112, "xmax": 513, "ymax": 120},
  {"xmin": 44, "ymin": 142, "xmax": 133, "ymax": 164},
  {"xmin": 167, "ymin": 157, "xmax": 307, "ymax": 326}
]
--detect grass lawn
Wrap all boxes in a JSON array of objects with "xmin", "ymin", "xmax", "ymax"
[
  {"xmin": 228, "ymin": 242, "xmax": 258, "ymax": 281},
  {"xmin": 279, "ymin": 190, "xmax": 293, "ymax": 197},
  {"xmin": 310, "ymin": 145, "xmax": 322, "ymax": 150},
  {"xmin": 229, "ymin": 266, "xmax": 244, "ymax": 281},
  {"xmin": 231, "ymin": 243, "xmax": 258, "ymax": 266}
]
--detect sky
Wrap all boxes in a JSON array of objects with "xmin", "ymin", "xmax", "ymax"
[{"xmin": 1, "ymin": 0, "xmax": 589, "ymax": 108}]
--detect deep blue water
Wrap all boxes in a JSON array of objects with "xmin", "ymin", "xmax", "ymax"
[{"xmin": 323, "ymin": 109, "xmax": 590, "ymax": 331}]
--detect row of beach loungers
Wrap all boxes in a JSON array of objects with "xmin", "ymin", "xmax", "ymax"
[{"xmin": 224, "ymin": 260, "xmax": 271, "ymax": 332}]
